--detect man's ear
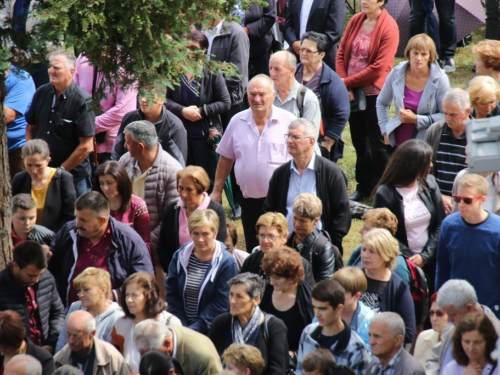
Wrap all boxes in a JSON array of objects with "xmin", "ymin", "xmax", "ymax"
[
  {"xmin": 312, "ymin": 217, "xmax": 320, "ymax": 225},
  {"xmin": 394, "ymin": 334, "xmax": 404, "ymax": 348}
]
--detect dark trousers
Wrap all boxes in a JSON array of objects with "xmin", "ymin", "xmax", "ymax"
[
  {"xmin": 249, "ymin": 50, "xmax": 271, "ymax": 79},
  {"xmin": 187, "ymin": 137, "xmax": 217, "ymax": 194},
  {"xmin": 349, "ymin": 95, "xmax": 389, "ymax": 194},
  {"xmin": 240, "ymin": 196, "xmax": 266, "ymax": 251},
  {"xmin": 485, "ymin": 0, "xmax": 500, "ymax": 40},
  {"xmin": 409, "ymin": 0, "xmax": 456, "ymax": 59},
  {"xmin": 8, "ymin": 147, "xmax": 25, "ymax": 181}
]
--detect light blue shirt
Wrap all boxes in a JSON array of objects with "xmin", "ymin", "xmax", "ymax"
[
  {"xmin": 286, "ymin": 153, "xmax": 322, "ymax": 231},
  {"xmin": 439, "ymin": 342, "xmax": 454, "ymax": 375}
]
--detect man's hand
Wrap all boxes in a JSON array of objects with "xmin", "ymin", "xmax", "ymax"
[
  {"xmin": 320, "ymin": 136, "xmax": 336, "ymax": 152},
  {"xmin": 398, "ymin": 109, "xmax": 417, "ymax": 124},
  {"xmin": 442, "ymin": 195, "xmax": 453, "ymax": 215},
  {"xmin": 41, "ymin": 245, "xmax": 53, "ymax": 261},
  {"xmin": 243, "ymin": 26, "xmax": 250, "ymax": 35},
  {"xmin": 383, "ymin": 133, "xmax": 390, "ymax": 145},
  {"xmin": 292, "ymin": 41, "xmax": 301, "ymax": 55},
  {"xmin": 409, "ymin": 254, "xmax": 425, "ymax": 268},
  {"xmin": 347, "ymin": 89, "xmax": 354, "ymax": 102},
  {"xmin": 210, "ymin": 190, "xmax": 222, "ymax": 204},
  {"xmin": 182, "ymin": 106, "xmax": 202, "ymax": 122},
  {"xmin": 42, "ymin": 345, "xmax": 54, "ymax": 354}
]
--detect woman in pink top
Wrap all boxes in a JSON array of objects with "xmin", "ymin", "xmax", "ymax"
[{"xmin": 94, "ymin": 161, "xmax": 151, "ymax": 248}]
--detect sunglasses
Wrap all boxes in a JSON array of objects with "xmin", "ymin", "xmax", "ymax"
[
  {"xmin": 429, "ymin": 309, "xmax": 445, "ymax": 317},
  {"xmin": 452, "ymin": 194, "xmax": 485, "ymax": 204}
]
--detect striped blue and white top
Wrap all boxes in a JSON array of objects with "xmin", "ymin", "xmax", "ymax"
[{"xmin": 184, "ymin": 253, "xmax": 211, "ymax": 324}]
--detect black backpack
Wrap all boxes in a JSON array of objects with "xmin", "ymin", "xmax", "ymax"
[{"xmin": 312, "ymin": 230, "xmax": 344, "ymax": 272}]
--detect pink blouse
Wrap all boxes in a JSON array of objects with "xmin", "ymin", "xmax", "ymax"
[
  {"xmin": 347, "ymin": 28, "xmax": 380, "ymax": 96},
  {"xmin": 177, "ymin": 193, "xmax": 211, "ymax": 247},
  {"xmin": 110, "ymin": 195, "xmax": 151, "ymax": 247}
]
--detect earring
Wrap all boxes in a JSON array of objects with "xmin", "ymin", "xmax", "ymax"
[{"xmin": 100, "ymin": 294, "xmax": 104, "ymax": 298}]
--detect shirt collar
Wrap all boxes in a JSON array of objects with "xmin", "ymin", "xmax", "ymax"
[
  {"xmin": 52, "ymin": 80, "xmax": 76, "ymax": 101},
  {"xmin": 444, "ymin": 123, "xmax": 466, "ymax": 139},
  {"xmin": 291, "ymin": 153, "xmax": 316, "ymax": 173},
  {"xmin": 376, "ymin": 347, "xmax": 404, "ymax": 372},
  {"xmin": 208, "ymin": 19, "xmax": 224, "ymax": 36}
]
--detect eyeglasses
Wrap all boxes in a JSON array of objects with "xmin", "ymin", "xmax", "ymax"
[
  {"xmin": 452, "ymin": 194, "xmax": 485, "ymax": 204},
  {"xmin": 299, "ymin": 48, "xmax": 320, "ymax": 55},
  {"xmin": 284, "ymin": 134, "xmax": 308, "ymax": 141},
  {"xmin": 429, "ymin": 309, "xmax": 445, "ymax": 317},
  {"xmin": 256, "ymin": 234, "xmax": 279, "ymax": 241}
]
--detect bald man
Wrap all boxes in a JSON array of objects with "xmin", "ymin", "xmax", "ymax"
[
  {"xmin": 212, "ymin": 74, "xmax": 296, "ymax": 250},
  {"xmin": 4, "ymin": 355, "xmax": 42, "ymax": 375},
  {"xmin": 54, "ymin": 311, "xmax": 129, "ymax": 375}
]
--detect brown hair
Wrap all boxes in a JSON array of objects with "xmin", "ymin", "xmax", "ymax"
[
  {"xmin": 226, "ymin": 222, "xmax": 238, "ymax": 248},
  {"xmin": 22, "ymin": 139, "xmax": 50, "ymax": 159},
  {"xmin": 255, "ymin": 212, "xmax": 289, "ymax": 236},
  {"xmin": 12, "ymin": 193, "xmax": 36, "ymax": 214},
  {"xmin": 332, "ymin": 267, "xmax": 367, "ymax": 295},
  {"xmin": 119, "ymin": 272, "xmax": 164, "ymax": 319},
  {"xmin": 404, "ymin": 34, "xmax": 438, "ymax": 64},
  {"xmin": 473, "ymin": 40, "xmax": 500, "ymax": 71},
  {"xmin": 222, "ymin": 344, "xmax": 265, "ymax": 375},
  {"xmin": 0, "ymin": 310, "xmax": 26, "ymax": 352},
  {"xmin": 261, "ymin": 246, "xmax": 304, "ymax": 284},
  {"xmin": 94, "ymin": 161, "xmax": 133, "ymax": 214},
  {"xmin": 362, "ymin": 208, "xmax": 398, "ymax": 236},
  {"xmin": 452, "ymin": 312, "xmax": 498, "ymax": 366},
  {"xmin": 177, "ymin": 166, "xmax": 210, "ymax": 194},
  {"xmin": 302, "ymin": 348, "xmax": 336, "ymax": 373}
]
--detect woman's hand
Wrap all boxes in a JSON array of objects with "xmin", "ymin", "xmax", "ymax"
[
  {"xmin": 347, "ymin": 89, "xmax": 354, "ymax": 101},
  {"xmin": 182, "ymin": 106, "xmax": 203, "ymax": 122},
  {"xmin": 398, "ymin": 109, "xmax": 417, "ymax": 124},
  {"xmin": 409, "ymin": 254, "xmax": 425, "ymax": 268},
  {"xmin": 463, "ymin": 362, "xmax": 483, "ymax": 375},
  {"xmin": 383, "ymin": 133, "xmax": 390, "ymax": 145}
]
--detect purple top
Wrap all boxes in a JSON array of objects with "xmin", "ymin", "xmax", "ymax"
[{"xmin": 394, "ymin": 86, "xmax": 423, "ymax": 146}]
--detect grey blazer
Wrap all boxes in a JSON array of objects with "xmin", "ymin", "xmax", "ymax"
[{"xmin": 365, "ymin": 349, "xmax": 426, "ymax": 375}]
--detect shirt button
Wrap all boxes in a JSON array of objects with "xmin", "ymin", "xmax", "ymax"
[
  {"xmin": 51, "ymin": 110, "xmax": 54, "ymax": 112},
  {"xmin": 49, "ymin": 121, "xmax": 52, "ymax": 123},
  {"xmin": 47, "ymin": 131, "xmax": 50, "ymax": 134}
]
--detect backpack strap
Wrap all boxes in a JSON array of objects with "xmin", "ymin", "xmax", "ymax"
[{"xmin": 296, "ymin": 85, "xmax": 307, "ymax": 117}]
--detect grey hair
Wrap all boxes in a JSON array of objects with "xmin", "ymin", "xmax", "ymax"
[
  {"xmin": 133, "ymin": 319, "xmax": 171, "ymax": 353},
  {"xmin": 442, "ymin": 88, "xmax": 471, "ymax": 112},
  {"xmin": 53, "ymin": 365, "xmax": 85, "ymax": 375},
  {"xmin": 437, "ymin": 279, "xmax": 478, "ymax": 310},
  {"xmin": 289, "ymin": 118, "xmax": 317, "ymax": 138},
  {"xmin": 248, "ymin": 74, "xmax": 275, "ymax": 93},
  {"xmin": 272, "ymin": 51, "xmax": 297, "ymax": 69},
  {"xmin": 4, "ymin": 354, "xmax": 42, "ymax": 375},
  {"xmin": 227, "ymin": 272, "xmax": 265, "ymax": 299},
  {"xmin": 67, "ymin": 310, "xmax": 96, "ymax": 334},
  {"xmin": 48, "ymin": 50, "xmax": 76, "ymax": 70},
  {"xmin": 123, "ymin": 120, "xmax": 158, "ymax": 149},
  {"xmin": 370, "ymin": 312, "xmax": 405, "ymax": 338}
]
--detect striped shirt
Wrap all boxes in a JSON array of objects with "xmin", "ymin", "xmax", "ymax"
[
  {"xmin": 435, "ymin": 125, "xmax": 467, "ymax": 195},
  {"xmin": 184, "ymin": 253, "xmax": 211, "ymax": 324}
]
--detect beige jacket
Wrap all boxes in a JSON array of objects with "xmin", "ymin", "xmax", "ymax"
[{"xmin": 54, "ymin": 337, "xmax": 130, "ymax": 375}]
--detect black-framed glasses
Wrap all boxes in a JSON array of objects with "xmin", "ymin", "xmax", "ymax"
[{"xmin": 452, "ymin": 194, "xmax": 485, "ymax": 204}]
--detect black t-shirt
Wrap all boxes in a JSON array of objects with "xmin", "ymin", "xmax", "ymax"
[
  {"xmin": 317, "ymin": 330, "xmax": 343, "ymax": 350},
  {"xmin": 72, "ymin": 345, "xmax": 96, "ymax": 375},
  {"xmin": 360, "ymin": 275, "xmax": 389, "ymax": 313}
]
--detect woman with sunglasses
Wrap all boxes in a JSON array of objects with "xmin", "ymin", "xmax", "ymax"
[
  {"xmin": 414, "ymin": 293, "xmax": 449, "ymax": 369},
  {"xmin": 373, "ymin": 139, "xmax": 445, "ymax": 294}
]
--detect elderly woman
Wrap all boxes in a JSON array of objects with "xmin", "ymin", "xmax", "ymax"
[
  {"xmin": 165, "ymin": 209, "xmax": 238, "ymax": 334},
  {"xmin": 336, "ymin": 0, "xmax": 399, "ymax": 200},
  {"xmin": 473, "ymin": 40, "xmax": 500, "ymax": 83},
  {"xmin": 111, "ymin": 272, "xmax": 181, "ymax": 373},
  {"xmin": 208, "ymin": 273, "xmax": 289, "ymax": 375},
  {"xmin": 377, "ymin": 34, "xmax": 450, "ymax": 147},
  {"xmin": 157, "ymin": 166, "xmax": 227, "ymax": 271},
  {"xmin": 240, "ymin": 212, "xmax": 315, "ymax": 286},
  {"xmin": 165, "ymin": 30, "xmax": 231, "ymax": 186},
  {"xmin": 373, "ymin": 139, "xmax": 445, "ymax": 293},
  {"xmin": 55, "ymin": 267, "xmax": 124, "ymax": 352},
  {"xmin": 0, "ymin": 310, "xmax": 55, "ymax": 375},
  {"xmin": 222, "ymin": 344, "xmax": 266, "ymax": 375},
  {"xmin": 260, "ymin": 247, "xmax": 314, "ymax": 358},
  {"xmin": 414, "ymin": 293, "xmax": 449, "ymax": 369},
  {"xmin": 12, "ymin": 139, "xmax": 76, "ymax": 233},
  {"xmin": 94, "ymin": 161, "xmax": 150, "ymax": 247},
  {"xmin": 359, "ymin": 228, "xmax": 416, "ymax": 343},
  {"xmin": 466, "ymin": 76, "xmax": 500, "ymax": 119},
  {"xmin": 443, "ymin": 312, "xmax": 498, "ymax": 375}
]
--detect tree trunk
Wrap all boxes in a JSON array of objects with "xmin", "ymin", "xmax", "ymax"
[{"xmin": 0, "ymin": 74, "xmax": 13, "ymax": 269}]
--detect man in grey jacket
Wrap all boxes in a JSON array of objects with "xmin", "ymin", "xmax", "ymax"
[{"xmin": 365, "ymin": 312, "xmax": 425, "ymax": 375}]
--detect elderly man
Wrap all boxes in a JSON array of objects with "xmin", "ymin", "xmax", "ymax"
[
  {"xmin": 365, "ymin": 312, "xmax": 425, "ymax": 375},
  {"xmin": 49, "ymin": 191, "xmax": 153, "ymax": 307},
  {"xmin": 4, "ymin": 355, "xmax": 42, "ymax": 375},
  {"xmin": 25, "ymin": 50, "xmax": 95, "ymax": 197},
  {"xmin": 133, "ymin": 319, "xmax": 222, "ymax": 375},
  {"xmin": 112, "ymin": 92, "xmax": 187, "ymax": 166},
  {"xmin": 119, "ymin": 120, "xmax": 182, "ymax": 251},
  {"xmin": 54, "ymin": 311, "xmax": 129, "ymax": 375},
  {"xmin": 0, "ymin": 241, "xmax": 64, "ymax": 354},
  {"xmin": 425, "ymin": 88, "xmax": 469, "ymax": 214},
  {"xmin": 270, "ymin": 51, "xmax": 321, "ymax": 134},
  {"xmin": 212, "ymin": 74, "xmax": 296, "ymax": 250},
  {"xmin": 426, "ymin": 280, "xmax": 500, "ymax": 374},
  {"xmin": 295, "ymin": 32, "xmax": 350, "ymax": 162},
  {"xmin": 436, "ymin": 174, "xmax": 500, "ymax": 316},
  {"xmin": 264, "ymin": 118, "xmax": 350, "ymax": 254},
  {"xmin": 5, "ymin": 65, "xmax": 36, "ymax": 179}
]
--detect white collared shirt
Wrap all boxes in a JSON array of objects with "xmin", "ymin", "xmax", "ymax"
[
  {"xmin": 300, "ymin": 0, "xmax": 314, "ymax": 39},
  {"xmin": 205, "ymin": 19, "xmax": 225, "ymax": 59}
]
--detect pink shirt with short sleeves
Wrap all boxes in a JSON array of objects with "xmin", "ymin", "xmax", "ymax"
[{"xmin": 216, "ymin": 106, "xmax": 295, "ymax": 199}]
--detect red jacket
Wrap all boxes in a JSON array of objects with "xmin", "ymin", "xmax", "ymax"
[{"xmin": 336, "ymin": 9, "xmax": 399, "ymax": 90}]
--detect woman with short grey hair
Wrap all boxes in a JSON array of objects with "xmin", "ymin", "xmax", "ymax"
[{"xmin": 208, "ymin": 273, "xmax": 289, "ymax": 375}]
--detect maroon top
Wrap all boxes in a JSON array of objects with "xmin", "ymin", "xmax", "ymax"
[{"xmin": 110, "ymin": 195, "xmax": 150, "ymax": 247}]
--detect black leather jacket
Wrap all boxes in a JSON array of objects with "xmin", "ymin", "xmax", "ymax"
[
  {"xmin": 286, "ymin": 229, "xmax": 342, "ymax": 283},
  {"xmin": 27, "ymin": 225, "xmax": 55, "ymax": 246}
]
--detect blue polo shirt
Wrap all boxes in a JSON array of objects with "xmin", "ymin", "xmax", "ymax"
[{"xmin": 5, "ymin": 67, "xmax": 36, "ymax": 152}]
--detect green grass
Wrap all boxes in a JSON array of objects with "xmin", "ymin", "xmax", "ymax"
[{"xmin": 225, "ymin": 26, "xmax": 484, "ymax": 261}]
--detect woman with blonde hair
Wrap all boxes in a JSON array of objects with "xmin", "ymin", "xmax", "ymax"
[
  {"xmin": 466, "ymin": 76, "xmax": 500, "ymax": 119},
  {"xmin": 473, "ymin": 40, "xmax": 500, "ymax": 83},
  {"xmin": 222, "ymin": 344, "xmax": 266, "ymax": 375},
  {"xmin": 55, "ymin": 267, "xmax": 124, "ymax": 352},
  {"xmin": 360, "ymin": 228, "xmax": 416, "ymax": 343}
]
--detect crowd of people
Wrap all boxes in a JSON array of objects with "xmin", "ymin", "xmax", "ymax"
[{"xmin": 3, "ymin": 0, "xmax": 500, "ymax": 374}]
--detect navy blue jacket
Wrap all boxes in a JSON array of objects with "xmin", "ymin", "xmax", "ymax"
[
  {"xmin": 166, "ymin": 241, "xmax": 239, "ymax": 335},
  {"xmin": 49, "ymin": 217, "xmax": 153, "ymax": 307}
]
